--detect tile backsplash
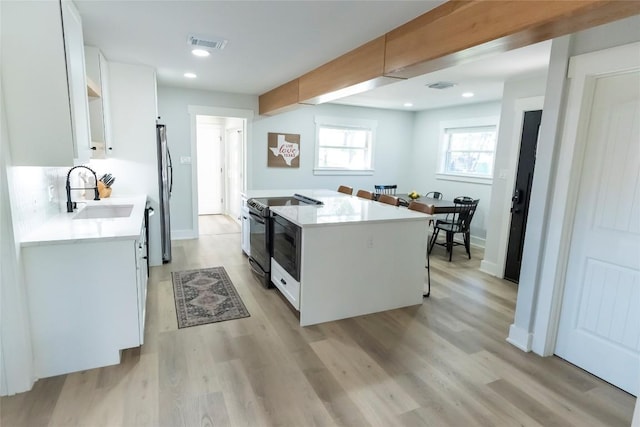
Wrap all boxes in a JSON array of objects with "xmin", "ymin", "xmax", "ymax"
[
  {"xmin": 8, "ymin": 161, "xmax": 130, "ymax": 241},
  {"xmin": 8, "ymin": 166, "xmax": 66, "ymax": 240}
]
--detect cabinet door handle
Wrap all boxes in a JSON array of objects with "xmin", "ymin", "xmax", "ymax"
[
  {"xmin": 280, "ymin": 278, "xmax": 287, "ymax": 286},
  {"xmin": 90, "ymin": 146, "xmax": 97, "ymax": 150},
  {"xmin": 142, "ymin": 256, "xmax": 147, "ymax": 260},
  {"xmin": 108, "ymin": 147, "xmax": 113, "ymax": 150}
]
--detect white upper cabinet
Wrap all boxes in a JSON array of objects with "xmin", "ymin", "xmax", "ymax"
[
  {"xmin": 1, "ymin": 0, "xmax": 91, "ymax": 166},
  {"xmin": 85, "ymin": 46, "xmax": 114, "ymax": 159},
  {"xmin": 60, "ymin": 0, "xmax": 92, "ymax": 163}
]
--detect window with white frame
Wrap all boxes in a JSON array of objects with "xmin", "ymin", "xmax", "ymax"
[
  {"xmin": 438, "ymin": 118, "xmax": 498, "ymax": 182},
  {"xmin": 314, "ymin": 116, "xmax": 376, "ymax": 175}
]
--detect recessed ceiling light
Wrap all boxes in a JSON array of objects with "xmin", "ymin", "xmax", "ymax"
[
  {"xmin": 462, "ymin": 92, "xmax": 474, "ymax": 98},
  {"xmin": 191, "ymin": 49, "xmax": 210, "ymax": 57},
  {"xmin": 404, "ymin": 102, "xmax": 413, "ymax": 107},
  {"xmin": 184, "ymin": 72, "xmax": 197, "ymax": 79}
]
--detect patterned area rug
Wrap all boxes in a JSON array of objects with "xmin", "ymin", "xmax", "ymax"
[{"xmin": 172, "ymin": 266, "xmax": 250, "ymax": 328}]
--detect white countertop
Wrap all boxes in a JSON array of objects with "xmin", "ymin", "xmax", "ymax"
[
  {"xmin": 242, "ymin": 189, "xmax": 350, "ymax": 199},
  {"xmin": 270, "ymin": 193, "xmax": 432, "ymax": 227},
  {"xmin": 21, "ymin": 195, "xmax": 147, "ymax": 247}
]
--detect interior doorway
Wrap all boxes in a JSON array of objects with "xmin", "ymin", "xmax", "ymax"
[
  {"xmin": 196, "ymin": 116, "xmax": 223, "ymax": 215},
  {"xmin": 504, "ymin": 110, "xmax": 543, "ymax": 282},
  {"xmin": 189, "ymin": 106, "xmax": 252, "ymax": 239},
  {"xmin": 193, "ymin": 113, "xmax": 247, "ymax": 236}
]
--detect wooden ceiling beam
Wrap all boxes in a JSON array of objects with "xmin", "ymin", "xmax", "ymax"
[
  {"xmin": 258, "ymin": 79, "xmax": 300, "ymax": 116},
  {"xmin": 298, "ymin": 36, "xmax": 402, "ymax": 105},
  {"xmin": 384, "ymin": 0, "xmax": 640, "ymax": 78},
  {"xmin": 258, "ymin": 0, "xmax": 640, "ymax": 116}
]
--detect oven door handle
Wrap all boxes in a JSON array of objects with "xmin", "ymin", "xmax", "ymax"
[
  {"xmin": 248, "ymin": 257, "xmax": 267, "ymax": 277},
  {"xmin": 249, "ymin": 211, "xmax": 266, "ymax": 224}
]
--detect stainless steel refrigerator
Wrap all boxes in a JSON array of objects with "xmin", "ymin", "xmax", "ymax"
[{"xmin": 156, "ymin": 123, "xmax": 173, "ymax": 263}]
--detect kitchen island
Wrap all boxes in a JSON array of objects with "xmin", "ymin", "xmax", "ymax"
[{"xmin": 268, "ymin": 191, "xmax": 431, "ymax": 326}]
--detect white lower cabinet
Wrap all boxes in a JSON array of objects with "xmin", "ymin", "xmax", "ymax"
[
  {"xmin": 271, "ymin": 258, "xmax": 300, "ymax": 310},
  {"xmin": 23, "ymin": 228, "xmax": 148, "ymax": 378},
  {"xmin": 136, "ymin": 226, "xmax": 149, "ymax": 344},
  {"xmin": 241, "ymin": 206, "xmax": 251, "ymax": 256}
]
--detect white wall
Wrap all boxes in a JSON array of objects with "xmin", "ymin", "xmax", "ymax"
[
  {"xmin": 571, "ymin": 14, "xmax": 640, "ymax": 56},
  {"xmin": 157, "ymin": 87, "xmax": 415, "ymax": 237},
  {"xmin": 481, "ymin": 74, "xmax": 548, "ymax": 276},
  {"xmin": 410, "ymin": 101, "xmax": 502, "ymax": 245},
  {"xmin": 156, "ymin": 86, "xmax": 257, "ymax": 234},
  {"xmin": 251, "ymin": 103, "xmax": 415, "ymax": 191},
  {"xmin": 0, "ymin": 78, "xmax": 37, "ymax": 395}
]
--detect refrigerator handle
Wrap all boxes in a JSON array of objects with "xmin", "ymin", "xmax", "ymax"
[{"xmin": 167, "ymin": 147, "xmax": 173, "ymax": 196}]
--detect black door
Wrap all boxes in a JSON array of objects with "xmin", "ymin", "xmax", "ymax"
[{"xmin": 504, "ymin": 110, "xmax": 543, "ymax": 283}]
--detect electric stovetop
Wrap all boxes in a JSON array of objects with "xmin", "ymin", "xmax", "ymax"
[{"xmin": 249, "ymin": 193, "xmax": 324, "ymax": 208}]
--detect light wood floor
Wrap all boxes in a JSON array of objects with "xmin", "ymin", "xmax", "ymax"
[{"xmin": 2, "ymin": 215, "xmax": 635, "ymax": 426}]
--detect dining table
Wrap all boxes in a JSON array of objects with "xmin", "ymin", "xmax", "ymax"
[{"xmin": 395, "ymin": 194, "xmax": 458, "ymax": 213}]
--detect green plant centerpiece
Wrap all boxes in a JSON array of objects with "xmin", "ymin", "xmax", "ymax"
[{"xmin": 408, "ymin": 191, "xmax": 420, "ymax": 200}]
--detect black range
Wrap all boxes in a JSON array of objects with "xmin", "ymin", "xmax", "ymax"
[{"xmin": 246, "ymin": 194, "xmax": 323, "ymax": 287}]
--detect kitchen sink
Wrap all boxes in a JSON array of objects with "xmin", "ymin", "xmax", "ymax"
[{"xmin": 73, "ymin": 204, "xmax": 134, "ymax": 220}]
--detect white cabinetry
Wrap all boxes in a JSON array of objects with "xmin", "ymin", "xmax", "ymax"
[
  {"xmin": 241, "ymin": 197, "xmax": 251, "ymax": 256},
  {"xmin": 23, "ymin": 225, "xmax": 148, "ymax": 378},
  {"xmin": 136, "ymin": 226, "xmax": 149, "ymax": 343},
  {"xmin": 85, "ymin": 46, "xmax": 114, "ymax": 158},
  {"xmin": 1, "ymin": 0, "xmax": 91, "ymax": 166},
  {"xmin": 61, "ymin": 0, "xmax": 91, "ymax": 164},
  {"xmin": 271, "ymin": 258, "xmax": 300, "ymax": 310}
]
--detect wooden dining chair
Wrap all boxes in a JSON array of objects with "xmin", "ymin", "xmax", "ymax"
[
  {"xmin": 378, "ymin": 194, "xmax": 400, "ymax": 206},
  {"xmin": 356, "ymin": 189, "xmax": 374, "ymax": 200},
  {"xmin": 337, "ymin": 185, "xmax": 353, "ymax": 195},
  {"xmin": 374, "ymin": 184, "xmax": 397, "ymax": 195},
  {"xmin": 420, "ymin": 193, "xmax": 441, "ymax": 225},
  {"xmin": 408, "ymin": 201, "xmax": 435, "ymax": 297},
  {"xmin": 408, "ymin": 200, "xmax": 434, "ymax": 215}
]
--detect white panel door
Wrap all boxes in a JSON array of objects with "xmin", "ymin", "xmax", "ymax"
[
  {"xmin": 555, "ymin": 70, "xmax": 640, "ymax": 396},
  {"xmin": 197, "ymin": 124, "xmax": 223, "ymax": 215},
  {"xmin": 226, "ymin": 127, "xmax": 244, "ymax": 220}
]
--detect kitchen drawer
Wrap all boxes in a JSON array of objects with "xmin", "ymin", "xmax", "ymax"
[{"xmin": 271, "ymin": 257, "xmax": 300, "ymax": 310}]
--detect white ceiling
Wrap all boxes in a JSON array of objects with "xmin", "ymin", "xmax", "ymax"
[
  {"xmin": 334, "ymin": 40, "xmax": 552, "ymax": 111},
  {"xmin": 75, "ymin": 0, "xmax": 445, "ymax": 95},
  {"xmin": 75, "ymin": 0, "xmax": 551, "ymax": 112}
]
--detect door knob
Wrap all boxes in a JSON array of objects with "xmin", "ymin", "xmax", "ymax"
[{"xmin": 512, "ymin": 189, "xmax": 522, "ymax": 203}]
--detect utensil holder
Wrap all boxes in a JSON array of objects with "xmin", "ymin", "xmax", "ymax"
[{"xmin": 98, "ymin": 181, "xmax": 111, "ymax": 198}]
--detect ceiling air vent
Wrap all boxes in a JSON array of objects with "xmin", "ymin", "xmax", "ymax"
[
  {"xmin": 426, "ymin": 81, "xmax": 456, "ymax": 90},
  {"xmin": 187, "ymin": 34, "xmax": 228, "ymax": 50}
]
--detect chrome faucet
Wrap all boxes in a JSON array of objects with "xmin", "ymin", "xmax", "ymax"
[{"xmin": 66, "ymin": 165, "xmax": 100, "ymax": 212}]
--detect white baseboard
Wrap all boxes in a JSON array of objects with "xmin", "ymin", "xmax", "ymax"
[
  {"xmin": 506, "ymin": 324, "xmax": 533, "ymax": 352},
  {"xmin": 171, "ymin": 229, "xmax": 197, "ymax": 240},
  {"xmin": 480, "ymin": 259, "xmax": 501, "ymax": 277},
  {"xmin": 470, "ymin": 236, "xmax": 485, "ymax": 249}
]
